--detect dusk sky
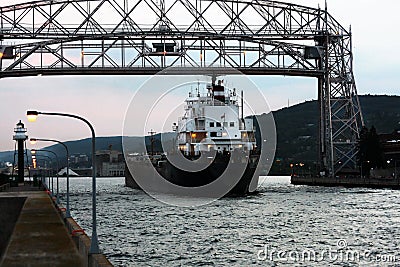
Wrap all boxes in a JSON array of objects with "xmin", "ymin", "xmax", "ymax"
[{"xmin": 1, "ymin": 0, "xmax": 399, "ymax": 151}]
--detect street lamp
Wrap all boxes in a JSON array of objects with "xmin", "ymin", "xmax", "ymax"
[
  {"xmin": 360, "ymin": 160, "xmax": 370, "ymax": 178},
  {"xmin": 34, "ymin": 155, "xmax": 53, "ymax": 193},
  {"xmin": 27, "ymin": 110, "xmax": 100, "ymax": 254},
  {"xmin": 32, "ymin": 149, "xmax": 60, "ymax": 204},
  {"xmin": 387, "ymin": 159, "xmax": 398, "ymax": 180},
  {"xmin": 30, "ymin": 138, "xmax": 71, "ymax": 218}
]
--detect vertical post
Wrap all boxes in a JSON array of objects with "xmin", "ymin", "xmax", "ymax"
[
  {"xmin": 241, "ymin": 90, "xmax": 244, "ymax": 122},
  {"xmin": 51, "ymin": 167, "xmax": 54, "ymax": 195},
  {"xmin": 317, "ymin": 62, "xmax": 326, "ymax": 176},
  {"xmin": 17, "ymin": 139, "xmax": 24, "ymax": 183},
  {"xmin": 66, "ymin": 148, "xmax": 70, "ymax": 217},
  {"xmin": 89, "ymin": 122, "xmax": 100, "ymax": 254}
]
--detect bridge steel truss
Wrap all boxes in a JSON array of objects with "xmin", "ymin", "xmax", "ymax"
[{"xmin": 0, "ymin": 0, "xmax": 364, "ymax": 177}]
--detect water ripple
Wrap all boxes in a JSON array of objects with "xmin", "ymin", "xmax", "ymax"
[{"xmin": 55, "ymin": 177, "xmax": 400, "ymax": 266}]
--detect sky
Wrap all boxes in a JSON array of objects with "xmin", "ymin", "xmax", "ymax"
[{"xmin": 0, "ymin": 0, "xmax": 399, "ymax": 151}]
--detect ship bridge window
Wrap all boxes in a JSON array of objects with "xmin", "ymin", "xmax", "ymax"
[
  {"xmin": 223, "ymin": 122, "xmax": 228, "ymax": 127},
  {"xmin": 210, "ymin": 132, "xmax": 217, "ymax": 137},
  {"xmin": 210, "ymin": 122, "xmax": 215, "ymax": 127},
  {"xmin": 216, "ymin": 122, "xmax": 221, "ymax": 127},
  {"xmin": 230, "ymin": 122, "xmax": 235, "ymax": 127}
]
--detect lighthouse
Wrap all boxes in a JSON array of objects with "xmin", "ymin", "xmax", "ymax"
[{"xmin": 13, "ymin": 120, "xmax": 28, "ymax": 183}]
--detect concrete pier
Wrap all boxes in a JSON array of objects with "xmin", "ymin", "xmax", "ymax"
[
  {"xmin": 291, "ymin": 176, "xmax": 400, "ymax": 189},
  {"xmin": 0, "ymin": 184, "xmax": 113, "ymax": 267}
]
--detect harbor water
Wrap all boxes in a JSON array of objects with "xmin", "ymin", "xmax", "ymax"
[{"xmin": 53, "ymin": 176, "xmax": 400, "ymax": 266}]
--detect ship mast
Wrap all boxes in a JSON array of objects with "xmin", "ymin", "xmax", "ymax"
[{"xmin": 148, "ymin": 129, "xmax": 156, "ymax": 156}]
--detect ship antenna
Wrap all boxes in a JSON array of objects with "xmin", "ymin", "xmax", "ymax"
[
  {"xmin": 196, "ymin": 79, "xmax": 200, "ymax": 97},
  {"xmin": 148, "ymin": 129, "xmax": 156, "ymax": 156},
  {"xmin": 211, "ymin": 73, "xmax": 217, "ymax": 86}
]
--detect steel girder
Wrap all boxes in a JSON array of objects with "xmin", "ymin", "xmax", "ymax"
[{"xmin": 0, "ymin": 0, "xmax": 364, "ymax": 176}]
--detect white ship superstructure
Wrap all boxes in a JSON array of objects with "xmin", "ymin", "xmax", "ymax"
[{"xmin": 176, "ymin": 80, "xmax": 256, "ymax": 156}]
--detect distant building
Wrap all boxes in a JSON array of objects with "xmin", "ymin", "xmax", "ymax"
[
  {"xmin": 95, "ymin": 147, "xmax": 125, "ymax": 177},
  {"xmin": 69, "ymin": 153, "xmax": 89, "ymax": 168},
  {"xmin": 101, "ymin": 162, "xmax": 125, "ymax": 177},
  {"xmin": 375, "ymin": 129, "xmax": 400, "ymax": 178},
  {"xmin": 379, "ymin": 129, "xmax": 400, "ymax": 160}
]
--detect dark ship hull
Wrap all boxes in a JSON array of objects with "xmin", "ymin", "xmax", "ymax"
[{"xmin": 125, "ymin": 151, "xmax": 260, "ymax": 197}]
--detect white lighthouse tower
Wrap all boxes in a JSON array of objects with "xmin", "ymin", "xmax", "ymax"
[{"xmin": 12, "ymin": 120, "xmax": 29, "ymax": 184}]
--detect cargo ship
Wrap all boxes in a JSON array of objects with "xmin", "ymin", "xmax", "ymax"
[{"xmin": 125, "ymin": 77, "xmax": 261, "ymax": 197}]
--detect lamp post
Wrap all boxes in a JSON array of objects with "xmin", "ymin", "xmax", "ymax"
[
  {"xmin": 27, "ymin": 110, "xmax": 100, "ymax": 254},
  {"xmin": 360, "ymin": 160, "xmax": 370, "ymax": 178},
  {"xmin": 32, "ymin": 149, "xmax": 60, "ymax": 204},
  {"xmin": 30, "ymin": 138, "xmax": 71, "ymax": 217},
  {"xmin": 34, "ymin": 155, "xmax": 53, "ymax": 193},
  {"xmin": 387, "ymin": 159, "xmax": 398, "ymax": 180}
]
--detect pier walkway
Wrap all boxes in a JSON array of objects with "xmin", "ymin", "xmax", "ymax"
[{"xmin": 0, "ymin": 183, "xmax": 112, "ymax": 267}]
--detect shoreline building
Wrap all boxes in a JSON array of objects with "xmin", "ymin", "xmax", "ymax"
[
  {"xmin": 379, "ymin": 129, "xmax": 400, "ymax": 177},
  {"xmin": 95, "ymin": 146, "xmax": 125, "ymax": 177}
]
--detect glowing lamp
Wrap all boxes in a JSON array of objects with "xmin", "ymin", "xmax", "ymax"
[{"xmin": 27, "ymin": 111, "xmax": 39, "ymax": 122}]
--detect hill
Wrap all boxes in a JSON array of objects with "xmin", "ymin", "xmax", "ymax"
[
  {"xmin": 1, "ymin": 95, "xmax": 399, "ymax": 174},
  {"xmin": 270, "ymin": 95, "xmax": 400, "ymax": 174}
]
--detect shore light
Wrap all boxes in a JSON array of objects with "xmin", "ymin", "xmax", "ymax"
[{"xmin": 26, "ymin": 110, "xmax": 100, "ymax": 254}]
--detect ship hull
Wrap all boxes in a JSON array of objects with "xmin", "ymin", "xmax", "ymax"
[{"xmin": 125, "ymin": 152, "xmax": 260, "ymax": 197}]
